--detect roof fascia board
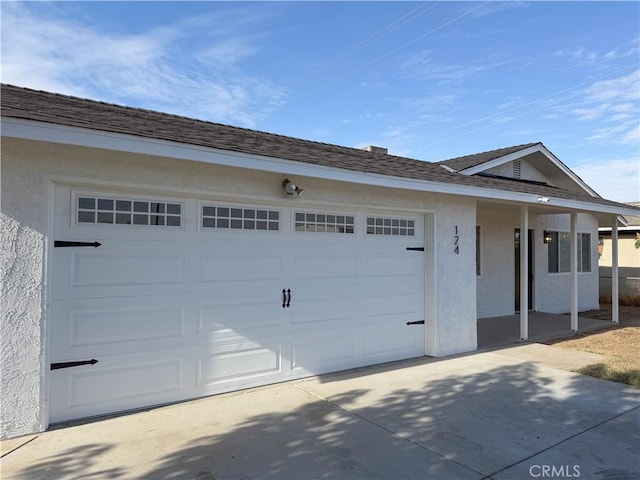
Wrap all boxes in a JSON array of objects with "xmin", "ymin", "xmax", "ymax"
[
  {"xmin": 460, "ymin": 144, "xmax": 598, "ymax": 197},
  {"xmin": 2, "ymin": 118, "xmax": 635, "ymax": 217}
]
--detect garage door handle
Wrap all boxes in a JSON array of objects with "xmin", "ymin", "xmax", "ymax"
[
  {"xmin": 282, "ymin": 289, "xmax": 287, "ymax": 308},
  {"xmin": 51, "ymin": 359, "xmax": 98, "ymax": 370},
  {"xmin": 406, "ymin": 247, "xmax": 424, "ymax": 251},
  {"xmin": 406, "ymin": 320, "xmax": 425, "ymax": 325},
  {"xmin": 286, "ymin": 288, "xmax": 291, "ymax": 308}
]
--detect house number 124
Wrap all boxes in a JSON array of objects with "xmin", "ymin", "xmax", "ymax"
[{"xmin": 454, "ymin": 226, "xmax": 459, "ymax": 254}]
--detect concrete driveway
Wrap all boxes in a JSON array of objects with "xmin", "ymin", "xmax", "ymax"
[{"xmin": 2, "ymin": 346, "xmax": 639, "ymax": 480}]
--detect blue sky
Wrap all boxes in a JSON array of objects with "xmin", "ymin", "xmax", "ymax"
[{"xmin": 2, "ymin": 1, "xmax": 639, "ymax": 201}]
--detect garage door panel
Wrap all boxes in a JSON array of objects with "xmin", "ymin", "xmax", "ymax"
[
  {"xmin": 364, "ymin": 292, "xmax": 422, "ymax": 318},
  {"xmin": 49, "ymin": 352, "xmax": 188, "ymax": 422},
  {"xmin": 197, "ymin": 254, "xmax": 283, "ymax": 282},
  {"xmin": 292, "ymin": 255, "xmax": 358, "ymax": 279},
  {"xmin": 364, "ymin": 328, "xmax": 423, "ymax": 362},
  {"xmin": 198, "ymin": 302, "xmax": 283, "ymax": 340},
  {"xmin": 364, "ymin": 254, "xmax": 420, "ymax": 277},
  {"xmin": 289, "ymin": 334, "xmax": 357, "ymax": 373},
  {"xmin": 50, "ymin": 300, "xmax": 190, "ymax": 358},
  {"xmin": 196, "ymin": 342, "xmax": 282, "ymax": 387},
  {"xmin": 67, "ymin": 305, "xmax": 185, "ymax": 348}
]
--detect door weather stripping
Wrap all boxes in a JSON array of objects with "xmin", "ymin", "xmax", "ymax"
[
  {"xmin": 54, "ymin": 241, "xmax": 102, "ymax": 248},
  {"xmin": 406, "ymin": 320, "xmax": 425, "ymax": 325},
  {"xmin": 405, "ymin": 247, "xmax": 424, "ymax": 251},
  {"xmin": 51, "ymin": 359, "xmax": 98, "ymax": 370}
]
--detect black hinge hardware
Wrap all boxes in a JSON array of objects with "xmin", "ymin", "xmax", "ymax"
[
  {"xmin": 406, "ymin": 320, "xmax": 425, "ymax": 325},
  {"xmin": 55, "ymin": 241, "xmax": 102, "ymax": 248},
  {"xmin": 406, "ymin": 247, "xmax": 424, "ymax": 251},
  {"xmin": 51, "ymin": 359, "xmax": 98, "ymax": 370}
]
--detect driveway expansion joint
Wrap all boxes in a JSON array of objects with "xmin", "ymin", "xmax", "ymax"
[
  {"xmin": 291, "ymin": 382, "xmax": 486, "ymax": 478},
  {"xmin": 482, "ymin": 404, "xmax": 640, "ymax": 479},
  {"xmin": 0, "ymin": 435, "xmax": 39, "ymax": 458}
]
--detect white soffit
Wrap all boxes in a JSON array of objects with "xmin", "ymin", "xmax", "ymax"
[{"xmin": 2, "ymin": 118, "xmax": 637, "ymax": 218}]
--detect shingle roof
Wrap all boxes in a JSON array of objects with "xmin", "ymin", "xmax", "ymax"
[
  {"xmin": 439, "ymin": 143, "xmax": 540, "ymax": 171},
  {"xmin": 1, "ymin": 84, "xmax": 636, "ymax": 213}
]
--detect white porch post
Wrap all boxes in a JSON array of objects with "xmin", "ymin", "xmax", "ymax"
[
  {"xmin": 612, "ymin": 218, "xmax": 619, "ymax": 324},
  {"xmin": 570, "ymin": 213, "xmax": 578, "ymax": 331},
  {"xmin": 520, "ymin": 206, "xmax": 528, "ymax": 341}
]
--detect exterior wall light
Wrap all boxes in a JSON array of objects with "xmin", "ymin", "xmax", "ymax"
[
  {"xmin": 282, "ymin": 178, "xmax": 304, "ymax": 198},
  {"xmin": 543, "ymin": 230, "xmax": 553, "ymax": 244}
]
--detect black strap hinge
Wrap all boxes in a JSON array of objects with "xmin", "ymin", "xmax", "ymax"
[
  {"xmin": 406, "ymin": 320, "xmax": 425, "ymax": 325},
  {"xmin": 55, "ymin": 241, "xmax": 101, "ymax": 248},
  {"xmin": 406, "ymin": 247, "xmax": 424, "ymax": 251},
  {"xmin": 51, "ymin": 359, "xmax": 98, "ymax": 370}
]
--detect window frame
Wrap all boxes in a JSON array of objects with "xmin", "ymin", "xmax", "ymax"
[{"xmin": 547, "ymin": 230, "xmax": 592, "ymax": 274}]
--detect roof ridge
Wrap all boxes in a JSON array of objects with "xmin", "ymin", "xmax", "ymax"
[{"xmin": 439, "ymin": 142, "xmax": 542, "ymax": 166}]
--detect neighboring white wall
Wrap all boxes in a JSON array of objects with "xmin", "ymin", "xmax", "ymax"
[
  {"xmin": 534, "ymin": 213, "xmax": 599, "ymax": 313},
  {"xmin": 476, "ymin": 208, "xmax": 519, "ymax": 318},
  {"xmin": 1, "ymin": 137, "xmax": 481, "ymax": 438},
  {"xmin": 433, "ymin": 196, "xmax": 477, "ymax": 356}
]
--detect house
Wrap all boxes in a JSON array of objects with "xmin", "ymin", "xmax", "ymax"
[
  {"xmin": 2, "ymin": 84, "xmax": 638, "ymax": 439},
  {"xmin": 598, "ymin": 203, "xmax": 640, "ymax": 297}
]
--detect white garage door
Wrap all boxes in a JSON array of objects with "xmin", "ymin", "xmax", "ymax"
[{"xmin": 49, "ymin": 186, "xmax": 426, "ymax": 422}]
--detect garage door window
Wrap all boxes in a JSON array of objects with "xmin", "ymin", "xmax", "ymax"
[
  {"xmin": 366, "ymin": 217, "xmax": 415, "ymax": 236},
  {"xmin": 77, "ymin": 196, "xmax": 182, "ymax": 227},
  {"xmin": 295, "ymin": 212, "xmax": 355, "ymax": 234},
  {"xmin": 202, "ymin": 205, "xmax": 279, "ymax": 231}
]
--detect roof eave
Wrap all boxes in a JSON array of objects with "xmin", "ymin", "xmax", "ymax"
[{"xmin": 2, "ymin": 117, "xmax": 634, "ymax": 218}]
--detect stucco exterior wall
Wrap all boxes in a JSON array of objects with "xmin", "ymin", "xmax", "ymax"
[
  {"xmin": 1, "ymin": 137, "xmax": 482, "ymax": 438},
  {"xmin": 476, "ymin": 208, "xmax": 519, "ymax": 318},
  {"xmin": 433, "ymin": 197, "xmax": 477, "ymax": 356},
  {"xmin": 476, "ymin": 209, "xmax": 600, "ymax": 317},
  {"xmin": 534, "ymin": 213, "xmax": 599, "ymax": 313}
]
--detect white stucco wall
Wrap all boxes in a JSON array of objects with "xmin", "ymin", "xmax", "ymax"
[
  {"xmin": 476, "ymin": 208, "xmax": 519, "ymax": 318},
  {"xmin": 1, "ymin": 137, "xmax": 482, "ymax": 438},
  {"xmin": 476, "ymin": 209, "xmax": 600, "ymax": 318},
  {"xmin": 534, "ymin": 213, "xmax": 599, "ymax": 313},
  {"xmin": 433, "ymin": 197, "xmax": 478, "ymax": 356}
]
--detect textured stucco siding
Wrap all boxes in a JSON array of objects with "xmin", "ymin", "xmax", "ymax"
[
  {"xmin": 534, "ymin": 213, "xmax": 599, "ymax": 314},
  {"xmin": 476, "ymin": 209, "xmax": 600, "ymax": 318},
  {"xmin": 1, "ymin": 137, "xmax": 483, "ymax": 438},
  {"xmin": 476, "ymin": 208, "xmax": 519, "ymax": 318},
  {"xmin": 433, "ymin": 197, "xmax": 477, "ymax": 356}
]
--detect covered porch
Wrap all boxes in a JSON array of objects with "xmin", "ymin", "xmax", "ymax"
[{"xmin": 477, "ymin": 312, "xmax": 611, "ymax": 349}]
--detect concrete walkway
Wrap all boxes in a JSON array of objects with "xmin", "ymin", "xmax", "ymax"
[
  {"xmin": 477, "ymin": 312, "xmax": 612, "ymax": 349},
  {"xmin": 2, "ymin": 347, "xmax": 639, "ymax": 480}
]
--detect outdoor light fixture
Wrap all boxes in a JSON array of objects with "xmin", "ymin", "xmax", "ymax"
[
  {"xmin": 537, "ymin": 196, "xmax": 550, "ymax": 203},
  {"xmin": 543, "ymin": 230, "xmax": 553, "ymax": 244},
  {"xmin": 282, "ymin": 178, "xmax": 304, "ymax": 198}
]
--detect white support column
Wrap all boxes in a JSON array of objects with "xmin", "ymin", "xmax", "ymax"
[
  {"xmin": 612, "ymin": 219, "xmax": 619, "ymax": 324},
  {"xmin": 570, "ymin": 213, "xmax": 579, "ymax": 331},
  {"xmin": 520, "ymin": 206, "xmax": 528, "ymax": 341}
]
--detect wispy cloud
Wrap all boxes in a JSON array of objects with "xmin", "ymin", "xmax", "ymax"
[
  {"xmin": 554, "ymin": 36, "xmax": 640, "ymax": 67},
  {"xmin": 0, "ymin": 2, "xmax": 286, "ymax": 128},
  {"xmin": 553, "ymin": 69, "xmax": 640, "ymax": 145},
  {"xmin": 398, "ymin": 49, "xmax": 507, "ymax": 84},
  {"xmin": 573, "ymin": 157, "xmax": 640, "ymax": 202}
]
